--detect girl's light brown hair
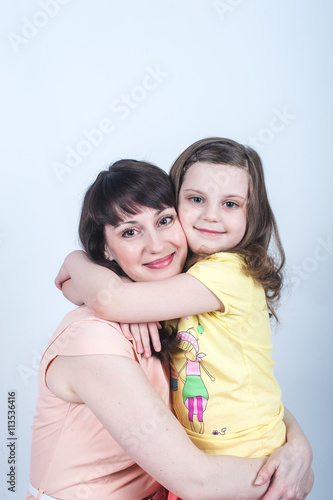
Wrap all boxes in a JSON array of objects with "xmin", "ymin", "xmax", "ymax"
[{"xmin": 169, "ymin": 137, "xmax": 285, "ymax": 320}]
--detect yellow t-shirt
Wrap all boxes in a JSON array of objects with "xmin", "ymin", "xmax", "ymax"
[{"xmin": 171, "ymin": 252, "xmax": 286, "ymax": 458}]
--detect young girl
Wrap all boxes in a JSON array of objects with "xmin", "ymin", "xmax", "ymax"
[
  {"xmin": 58, "ymin": 141, "xmax": 313, "ymax": 497},
  {"xmin": 167, "ymin": 137, "xmax": 286, "ymax": 458}
]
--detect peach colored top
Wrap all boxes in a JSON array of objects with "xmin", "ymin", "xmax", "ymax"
[{"xmin": 26, "ymin": 306, "xmax": 171, "ymax": 500}]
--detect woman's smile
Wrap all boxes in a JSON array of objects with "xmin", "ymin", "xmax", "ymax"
[
  {"xmin": 143, "ymin": 252, "xmax": 175, "ymax": 269},
  {"xmin": 104, "ymin": 207, "xmax": 187, "ymax": 282}
]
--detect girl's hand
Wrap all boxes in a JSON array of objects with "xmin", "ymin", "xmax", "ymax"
[
  {"xmin": 55, "ymin": 261, "xmax": 71, "ymax": 290},
  {"xmin": 55, "ymin": 261, "xmax": 84, "ymax": 306},
  {"xmin": 55, "ymin": 250, "xmax": 88, "ymax": 290},
  {"xmin": 55, "ymin": 252, "xmax": 88, "ymax": 306},
  {"xmin": 254, "ymin": 440, "xmax": 313, "ymax": 499},
  {"xmin": 119, "ymin": 322, "xmax": 162, "ymax": 357}
]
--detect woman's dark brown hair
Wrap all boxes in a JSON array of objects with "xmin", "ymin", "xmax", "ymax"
[
  {"xmin": 169, "ymin": 137, "xmax": 285, "ymax": 320},
  {"xmin": 79, "ymin": 159, "xmax": 179, "ymax": 358}
]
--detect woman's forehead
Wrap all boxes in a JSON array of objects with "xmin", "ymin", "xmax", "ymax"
[{"xmin": 111, "ymin": 204, "xmax": 175, "ymax": 227}]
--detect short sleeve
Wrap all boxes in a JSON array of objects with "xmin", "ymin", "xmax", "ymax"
[
  {"xmin": 187, "ymin": 253, "xmax": 251, "ymax": 317},
  {"xmin": 42, "ymin": 319, "xmax": 136, "ymax": 367}
]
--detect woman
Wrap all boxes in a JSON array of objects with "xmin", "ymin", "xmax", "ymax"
[{"xmin": 27, "ymin": 159, "xmax": 313, "ymax": 500}]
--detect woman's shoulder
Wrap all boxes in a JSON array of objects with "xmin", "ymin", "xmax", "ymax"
[
  {"xmin": 42, "ymin": 306, "xmax": 129, "ymax": 363},
  {"xmin": 59, "ymin": 305, "xmax": 123, "ymax": 331}
]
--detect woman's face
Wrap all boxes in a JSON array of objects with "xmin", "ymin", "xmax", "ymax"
[{"xmin": 104, "ymin": 206, "xmax": 188, "ymax": 282}]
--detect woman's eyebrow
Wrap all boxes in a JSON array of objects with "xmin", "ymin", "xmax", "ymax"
[
  {"xmin": 115, "ymin": 209, "xmax": 170, "ymax": 228},
  {"xmin": 116, "ymin": 219, "xmax": 138, "ymax": 227}
]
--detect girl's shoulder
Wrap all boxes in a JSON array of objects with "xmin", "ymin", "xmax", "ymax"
[
  {"xmin": 186, "ymin": 252, "xmax": 246, "ymax": 287},
  {"xmin": 208, "ymin": 251, "xmax": 243, "ymax": 263},
  {"xmin": 188, "ymin": 251, "xmax": 244, "ymax": 269}
]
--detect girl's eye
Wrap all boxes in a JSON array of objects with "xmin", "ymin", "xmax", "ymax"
[
  {"xmin": 159, "ymin": 215, "xmax": 174, "ymax": 226},
  {"xmin": 223, "ymin": 201, "xmax": 238, "ymax": 208},
  {"xmin": 121, "ymin": 228, "xmax": 138, "ymax": 238},
  {"xmin": 189, "ymin": 196, "xmax": 203, "ymax": 204}
]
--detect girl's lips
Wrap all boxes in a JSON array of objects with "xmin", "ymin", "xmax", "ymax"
[
  {"xmin": 143, "ymin": 252, "xmax": 175, "ymax": 269},
  {"xmin": 195, "ymin": 227, "xmax": 225, "ymax": 237}
]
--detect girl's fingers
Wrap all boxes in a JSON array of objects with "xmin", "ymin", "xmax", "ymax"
[
  {"xmin": 147, "ymin": 322, "xmax": 161, "ymax": 353},
  {"xmin": 119, "ymin": 322, "xmax": 162, "ymax": 358},
  {"xmin": 119, "ymin": 323, "xmax": 133, "ymax": 340},
  {"xmin": 128, "ymin": 324, "xmax": 144, "ymax": 354},
  {"xmin": 55, "ymin": 263, "xmax": 71, "ymax": 290},
  {"xmin": 138, "ymin": 323, "xmax": 152, "ymax": 358}
]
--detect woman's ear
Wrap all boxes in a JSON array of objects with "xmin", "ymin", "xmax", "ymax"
[{"xmin": 104, "ymin": 246, "xmax": 114, "ymax": 261}]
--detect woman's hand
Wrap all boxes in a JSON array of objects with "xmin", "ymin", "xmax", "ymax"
[
  {"xmin": 119, "ymin": 322, "xmax": 162, "ymax": 357},
  {"xmin": 254, "ymin": 408, "xmax": 313, "ymax": 499},
  {"xmin": 255, "ymin": 445, "xmax": 313, "ymax": 499}
]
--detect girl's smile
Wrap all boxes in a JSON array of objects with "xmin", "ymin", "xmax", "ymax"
[{"xmin": 194, "ymin": 228, "xmax": 226, "ymax": 237}]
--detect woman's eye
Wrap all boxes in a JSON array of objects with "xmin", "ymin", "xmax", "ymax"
[
  {"xmin": 122, "ymin": 228, "xmax": 138, "ymax": 238},
  {"xmin": 224, "ymin": 201, "xmax": 238, "ymax": 208},
  {"xmin": 159, "ymin": 215, "xmax": 174, "ymax": 226},
  {"xmin": 190, "ymin": 196, "xmax": 203, "ymax": 204}
]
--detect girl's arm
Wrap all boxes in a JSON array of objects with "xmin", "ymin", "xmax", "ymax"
[
  {"xmin": 57, "ymin": 262, "xmax": 163, "ymax": 355},
  {"xmin": 47, "ymin": 353, "xmax": 268, "ymax": 500},
  {"xmin": 57, "ymin": 251, "xmax": 221, "ymax": 323}
]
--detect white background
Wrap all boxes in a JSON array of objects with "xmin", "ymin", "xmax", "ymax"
[{"xmin": 1, "ymin": 1, "xmax": 332, "ymax": 498}]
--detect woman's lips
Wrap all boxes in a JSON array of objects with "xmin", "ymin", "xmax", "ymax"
[{"xmin": 143, "ymin": 252, "xmax": 175, "ymax": 269}]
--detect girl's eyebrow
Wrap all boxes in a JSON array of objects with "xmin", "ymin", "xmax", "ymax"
[
  {"xmin": 182, "ymin": 188, "xmax": 246, "ymax": 200},
  {"xmin": 182, "ymin": 188, "xmax": 206, "ymax": 196},
  {"xmin": 225, "ymin": 194, "xmax": 247, "ymax": 200}
]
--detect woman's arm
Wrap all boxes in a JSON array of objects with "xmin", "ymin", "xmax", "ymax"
[
  {"xmin": 56, "ymin": 251, "xmax": 221, "ymax": 323},
  {"xmin": 47, "ymin": 353, "xmax": 268, "ymax": 500},
  {"xmin": 256, "ymin": 408, "xmax": 314, "ymax": 500}
]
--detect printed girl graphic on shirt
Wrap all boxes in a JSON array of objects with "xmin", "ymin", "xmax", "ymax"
[{"xmin": 174, "ymin": 328, "xmax": 215, "ymax": 434}]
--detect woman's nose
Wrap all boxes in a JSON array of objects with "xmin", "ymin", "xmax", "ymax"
[{"xmin": 144, "ymin": 230, "xmax": 164, "ymax": 253}]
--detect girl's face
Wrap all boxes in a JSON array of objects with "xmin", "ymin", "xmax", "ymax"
[
  {"xmin": 177, "ymin": 162, "xmax": 248, "ymax": 254},
  {"xmin": 104, "ymin": 206, "xmax": 188, "ymax": 282}
]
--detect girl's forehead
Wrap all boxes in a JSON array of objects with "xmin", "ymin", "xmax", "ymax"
[{"xmin": 182, "ymin": 162, "xmax": 249, "ymax": 193}]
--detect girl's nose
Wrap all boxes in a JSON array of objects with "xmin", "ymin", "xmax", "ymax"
[{"xmin": 203, "ymin": 203, "xmax": 221, "ymax": 222}]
